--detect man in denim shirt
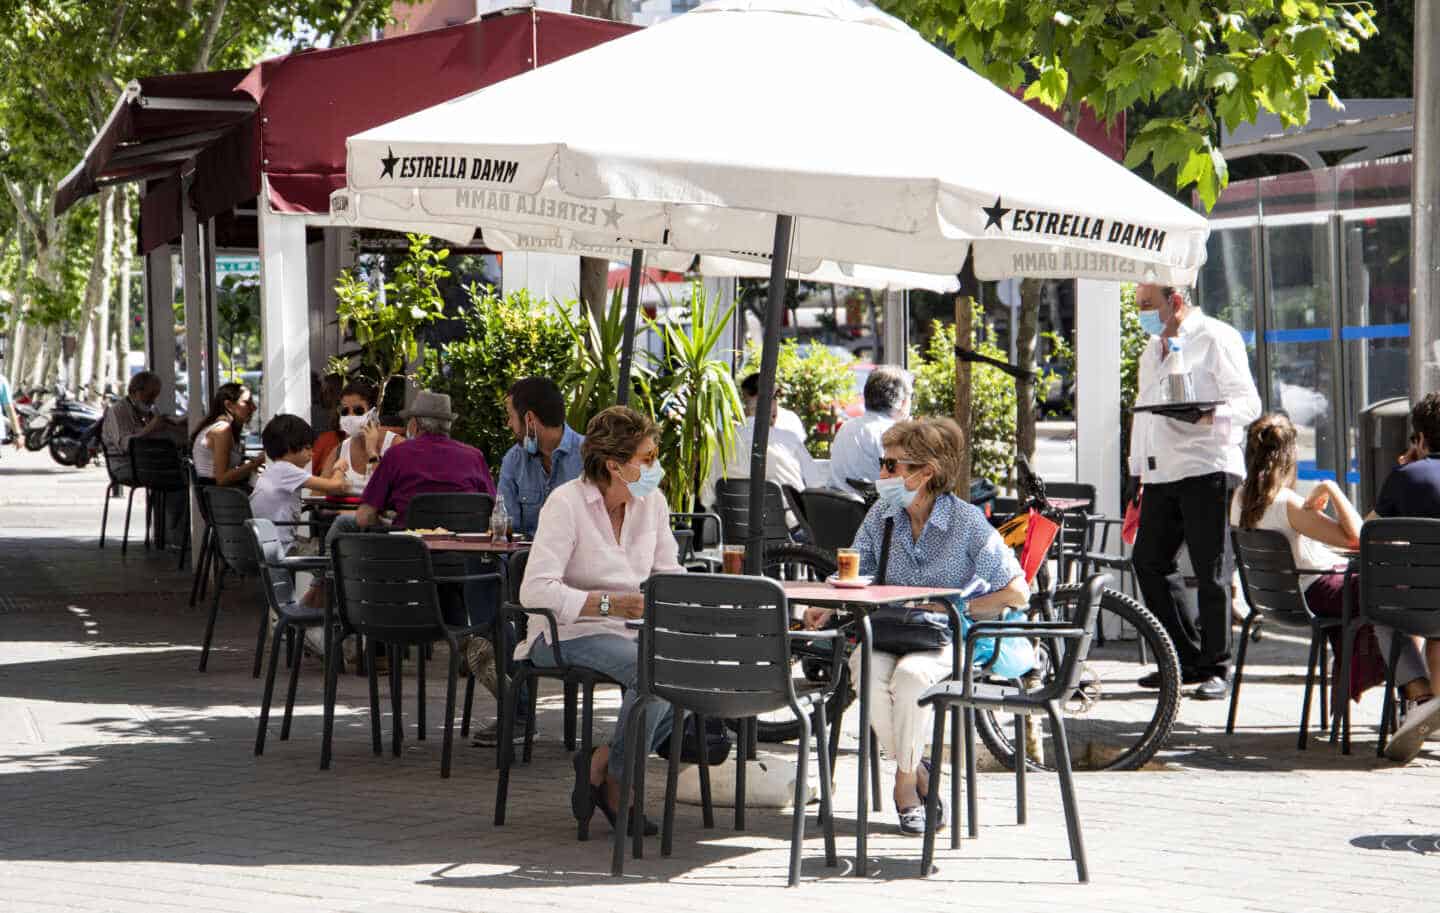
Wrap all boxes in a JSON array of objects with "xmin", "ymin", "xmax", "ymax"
[{"xmin": 499, "ymin": 377, "xmax": 585, "ymax": 537}]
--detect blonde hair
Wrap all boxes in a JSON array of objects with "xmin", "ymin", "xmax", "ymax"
[
  {"xmin": 1238, "ymin": 414, "xmax": 1297, "ymax": 529},
  {"xmin": 581, "ymin": 406, "xmax": 658, "ymax": 484},
  {"xmin": 881, "ymin": 418, "xmax": 965, "ymax": 495}
]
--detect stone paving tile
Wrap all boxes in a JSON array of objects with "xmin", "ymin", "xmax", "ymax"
[{"xmin": 2, "ymin": 451, "xmax": 1438, "ymax": 911}]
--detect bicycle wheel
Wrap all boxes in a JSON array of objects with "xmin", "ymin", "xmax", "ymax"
[
  {"xmin": 753, "ymin": 542, "xmax": 854, "ymax": 743},
  {"xmin": 975, "ymin": 584, "xmax": 1181, "ymax": 771}
]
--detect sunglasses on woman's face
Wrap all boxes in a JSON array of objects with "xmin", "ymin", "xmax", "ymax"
[
  {"xmin": 338, "ymin": 406, "xmax": 368, "ymax": 417},
  {"xmin": 878, "ymin": 458, "xmax": 919, "ymax": 474}
]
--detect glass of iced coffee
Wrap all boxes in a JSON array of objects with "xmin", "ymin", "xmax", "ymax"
[
  {"xmin": 835, "ymin": 547, "xmax": 860, "ymax": 581},
  {"xmin": 722, "ymin": 544, "xmax": 746, "ymax": 574}
]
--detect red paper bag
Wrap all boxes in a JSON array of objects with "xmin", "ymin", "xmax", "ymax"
[
  {"xmin": 1122, "ymin": 490, "xmax": 1142, "ymax": 546},
  {"xmin": 1018, "ymin": 509, "xmax": 1060, "ymax": 585}
]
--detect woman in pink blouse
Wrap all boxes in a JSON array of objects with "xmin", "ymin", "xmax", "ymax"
[{"xmin": 518, "ymin": 406, "xmax": 682, "ymax": 836}]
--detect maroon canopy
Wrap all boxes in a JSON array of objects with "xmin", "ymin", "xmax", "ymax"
[{"xmin": 56, "ymin": 8, "xmax": 638, "ymax": 252}]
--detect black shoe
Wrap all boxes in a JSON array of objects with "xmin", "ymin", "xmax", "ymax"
[
  {"xmin": 1192, "ymin": 675, "xmax": 1230, "ymax": 701},
  {"xmin": 1139, "ymin": 669, "xmax": 1207, "ymax": 689},
  {"xmin": 589, "ymin": 765, "xmax": 659, "ymax": 837}
]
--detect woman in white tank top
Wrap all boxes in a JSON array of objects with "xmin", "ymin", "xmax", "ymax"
[
  {"xmin": 1232, "ymin": 413, "xmax": 1430, "ymax": 708},
  {"xmin": 191, "ymin": 383, "xmax": 261, "ymax": 486},
  {"xmin": 319, "ymin": 380, "xmax": 398, "ymax": 494}
]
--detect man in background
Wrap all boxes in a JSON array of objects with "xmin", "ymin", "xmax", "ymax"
[{"xmin": 828, "ymin": 365, "xmax": 912, "ymax": 492}]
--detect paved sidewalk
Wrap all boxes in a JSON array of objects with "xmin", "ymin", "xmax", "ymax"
[{"xmin": 1, "ymin": 449, "xmax": 1435, "ymax": 913}]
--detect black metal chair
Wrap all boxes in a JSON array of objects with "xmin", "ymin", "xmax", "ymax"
[
  {"xmin": 246, "ymin": 518, "xmax": 330, "ymax": 756},
  {"xmin": 714, "ymin": 478, "xmax": 792, "ymax": 548},
  {"xmin": 1046, "ymin": 481, "xmax": 1097, "ymax": 584},
  {"xmin": 795, "ymin": 487, "xmax": 868, "ymax": 554},
  {"xmin": 1354, "ymin": 518, "xmax": 1440, "ymax": 757},
  {"xmin": 1228, "ymin": 528, "xmax": 1343, "ymax": 748},
  {"xmin": 328, "ymin": 533, "xmax": 500, "ymax": 778},
  {"xmin": 918, "ymin": 573, "xmax": 1109, "ymax": 883},
  {"xmin": 98, "ymin": 447, "xmax": 142, "ymax": 551},
  {"xmin": 404, "ymin": 492, "xmax": 495, "ymax": 739},
  {"xmin": 613, "ymin": 572, "xmax": 841, "ymax": 886},
  {"xmin": 670, "ymin": 510, "xmax": 723, "ymax": 571},
  {"xmin": 198, "ymin": 487, "xmax": 266, "ymax": 674},
  {"xmin": 129, "ymin": 437, "xmax": 190, "ymax": 566},
  {"xmin": 493, "ymin": 549, "xmax": 626, "ymax": 832}
]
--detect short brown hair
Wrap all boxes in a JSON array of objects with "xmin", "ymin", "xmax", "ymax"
[
  {"xmin": 581, "ymin": 406, "xmax": 658, "ymax": 484},
  {"xmin": 1414, "ymin": 393, "xmax": 1440, "ymax": 452},
  {"xmin": 881, "ymin": 418, "xmax": 966, "ymax": 495}
]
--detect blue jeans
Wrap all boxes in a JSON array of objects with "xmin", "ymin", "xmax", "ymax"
[{"xmin": 530, "ymin": 634, "xmax": 673, "ymax": 782}]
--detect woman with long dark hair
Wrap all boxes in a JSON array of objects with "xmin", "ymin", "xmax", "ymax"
[
  {"xmin": 1230, "ymin": 413, "xmax": 1428, "ymax": 709},
  {"xmin": 191, "ymin": 382, "xmax": 261, "ymax": 486},
  {"xmin": 318, "ymin": 379, "xmax": 400, "ymax": 493}
]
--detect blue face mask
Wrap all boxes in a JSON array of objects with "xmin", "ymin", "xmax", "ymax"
[
  {"xmin": 623, "ymin": 461, "xmax": 665, "ymax": 499},
  {"xmin": 874, "ymin": 474, "xmax": 919, "ymax": 510},
  {"xmin": 522, "ymin": 420, "xmax": 538, "ymax": 455},
  {"xmin": 1138, "ymin": 309, "xmax": 1165, "ymax": 336}
]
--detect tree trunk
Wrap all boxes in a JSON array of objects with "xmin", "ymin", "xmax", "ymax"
[
  {"xmin": 5, "ymin": 232, "xmax": 27, "ymax": 390},
  {"xmin": 114, "ymin": 189, "xmax": 134, "ymax": 389},
  {"xmin": 954, "ymin": 294, "xmax": 974, "ymax": 494},
  {"xmin": 78, "ymin": 187, "xmax": 116, "ymax": 398},
  {"xmin": 1016, "ymin": 277, "xmax": 1041, "ymax": 464}
]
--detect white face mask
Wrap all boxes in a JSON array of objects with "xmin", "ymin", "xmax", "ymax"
[{"xmin": 339, "ymin": 412, "xmax": 370, "ymax": 438}]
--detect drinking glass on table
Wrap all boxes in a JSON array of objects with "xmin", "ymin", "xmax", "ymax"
[
  {"xmin": 722, "ymin": 544, "xmax": 745, "ymax": 574},
  {"xmin": 835, "ymin": 547, "xmax": 860, "ymax": 580}
]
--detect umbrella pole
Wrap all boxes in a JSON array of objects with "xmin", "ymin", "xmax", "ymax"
[
  {"xmin": 745, "ymin": 214, "xmax": 793, "ymax": 575},
  {"xmin": 616, "ymin": 248, "xmax": 644, "ymax": 406}
]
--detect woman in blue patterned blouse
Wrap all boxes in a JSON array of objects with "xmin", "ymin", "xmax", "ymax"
[{"xmin": 805, "ymin": 418, "xmax": 1031, "ymax": 834}]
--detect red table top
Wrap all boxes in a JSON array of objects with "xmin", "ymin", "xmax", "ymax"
[{"xmin": 781, "ymin": 581, "xmax": 963, "ymax": 606}]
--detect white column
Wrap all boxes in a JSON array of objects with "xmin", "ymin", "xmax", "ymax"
[
  {"xmin": 181, "ymin": 197, "xmax": 208, "ymax": 434},
  {"xmin": 1075, "ymin": 279, "xmax": 1122, "ymax": 517},
  {"xmin": 257, "ymin": 184, "xmax": 312, "ymax": 422},
  {"xmin": 144, "ymin": 245, "xmax": 177, "ymax": 415},
  {"xmin": 501, "ymin": 251, "xmax": 582, "ymax": 304},
  {"xmin": 882, "ymin": 289, "xmax": 908, "ymax": 367}
]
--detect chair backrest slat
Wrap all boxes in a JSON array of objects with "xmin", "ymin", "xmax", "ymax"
[
  {"xmin": 404, "ymin": 492, "xmax": 494, "ymax": 533},
  {"xmin": 246, "ymin": 518, "xmax": 299, "ymax": 612}
]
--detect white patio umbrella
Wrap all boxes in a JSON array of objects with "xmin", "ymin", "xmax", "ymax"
[{"xmin": 345, "ymin": 0, "xmax": 1209, "ymax": 584}]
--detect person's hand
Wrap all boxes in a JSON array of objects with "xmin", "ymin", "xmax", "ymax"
[
  {"xmin": 1195, "ymin": 413, "xmax": 1215, "ymax": 426},
  {"xmin": 1303, "ymin": 484, "xmax": 1331, "ymax": 513},
  {"xmin": 332, "ymin": 458, "xmax": 350, "ymax": 477},
  {"xmin": 363, "ymin": 422, "xmax": 384, "ymax": 454},
  {"xmin": 802, "ymin": 605, "xmax": 833, "ymax": 630},
  {"xmin": 615, "ymin": 593, "xmax": 645, "ymax": 619},
  {"xmin": 1123, "ymin": 474, "xmax": 1141, "ymax": 507}
]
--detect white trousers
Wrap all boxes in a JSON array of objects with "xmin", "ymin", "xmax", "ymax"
[{"xmin": 849, "ymin": 646, "xmax": 951, "ymax": 772}]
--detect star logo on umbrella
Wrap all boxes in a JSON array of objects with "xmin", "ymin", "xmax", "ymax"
[
  {"xmin": 981, "ymin": 196, "xmax": 1011, "ymax": 231},
  {"xmin": 380, "ymin": 147, "xmax": 399, "ymax": 179},
  {"xmin": 601, "ymin": 203, "xmax": 624, "ymax": 229}
]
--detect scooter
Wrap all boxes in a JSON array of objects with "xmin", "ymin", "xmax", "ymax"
[
  {"xmin": 15, "ymin": 391, "xmax": 51, "ymax": 451},
  {"xmin": 41, "ymin": 389, "xmax": 104, "ymax": 467}
]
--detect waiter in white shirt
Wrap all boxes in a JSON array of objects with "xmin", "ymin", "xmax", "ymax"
[{"xmin": 1129, "ymin": 284, "xmax": 1261, "ymax": 701}]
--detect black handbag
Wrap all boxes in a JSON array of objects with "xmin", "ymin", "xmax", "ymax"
[
  {"xmin": 655, "ymin": 713, "xmax": 733, "ymax": 766},
  {"xmin": 868, "ymin": 517, "xmax": 955, "ymax": 656}
]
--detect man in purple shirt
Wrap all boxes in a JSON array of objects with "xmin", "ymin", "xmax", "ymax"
[{"xmin": 355, "ymin": 390, "xmax": 495, "ymax": 528}]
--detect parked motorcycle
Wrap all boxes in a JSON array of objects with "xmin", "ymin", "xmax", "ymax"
[
  {"xmin": 39, "ymin": 389, "xmax": 105, "ymax": 467},
  {"xmin": 15, "ymin": 391, "xmax": 51, "ymax": 451}
]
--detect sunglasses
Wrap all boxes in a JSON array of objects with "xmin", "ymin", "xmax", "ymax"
[
  {"xmin": 338, "ymin": 406, "xmax": 369, "ymax": 417},
  {"xmin": 878, "ymin": 458, "xmax": 920, "ymax": 473}
]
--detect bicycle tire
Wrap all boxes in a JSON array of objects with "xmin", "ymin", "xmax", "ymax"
[
  {"xmin": 974, "ymin": 583, "xmax": 1181, "ymax": 772},
  {"xmin": 753, "ymin": 542, "xmax": 855, "ymax": 743}
]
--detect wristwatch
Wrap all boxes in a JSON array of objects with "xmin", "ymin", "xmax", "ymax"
[{"xmin": 598, "ymin": 593, "xmax": 612, "ymax": 617}]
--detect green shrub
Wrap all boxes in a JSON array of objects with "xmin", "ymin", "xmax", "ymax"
[
  {"xmin": 741, "ymin": 339, "xmax": 856, "ymax": 457},
  {"xmin": 417, "ymin": 285, "xmax": 577, "ymax": 473},
  {"xmin": 909, "ymin": 304, "xmax": 1018, "ymax": 488}
]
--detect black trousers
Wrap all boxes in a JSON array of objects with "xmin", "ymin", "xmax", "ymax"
[{"xmin": 1132, "ymin": 471, "xmax": 1233, "ymax": 676}]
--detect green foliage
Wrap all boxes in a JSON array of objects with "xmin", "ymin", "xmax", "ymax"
[
  {"xmin": 216, "ymin": 273, "xmax": 260, "ymax": 377},
  {"xmin": 335, "ymin": 233, "xmax": 450, "ymax": 381},
  {"xmin": 643, "ymin": 282, "xmax": 744, "ymax": 513},
  {"xmin": 740, "ymin": 340, "xmax": 857, "ymax": 457},
  {"xmin": 881, "ymin": 0, "xmax": 1378, "ymax": 210},
  {"xmin": 909, "ymin": 304, "xmax": 1017, "ymax": 488},
  {"xmin": 416, "ymin": 285, "xmax": 577, "ymax": 471},
  {"xmin": 556, "ymin": 287, "xmax": 650, "ymax": 432}
]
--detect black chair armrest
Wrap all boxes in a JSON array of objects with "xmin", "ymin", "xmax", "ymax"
[
  {"xmin": 1297, "ymin": 568, "xmax": 1347, "ymax": 576},
  {"xmin": 274, "ymin": 556, "xmax": 330, "ymax": 572},
  {"xmin": 966, "ymin": 620, "xmax": 1087, "ymax": 641},
  {"xmin": 500, "ymin": 603, "xmax": 566, "ymax": 665}
]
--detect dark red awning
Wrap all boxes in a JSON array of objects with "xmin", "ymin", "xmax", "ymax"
[{"xmin": 58, "ymin": 7, "xmax": 637, "ymax": 253}]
